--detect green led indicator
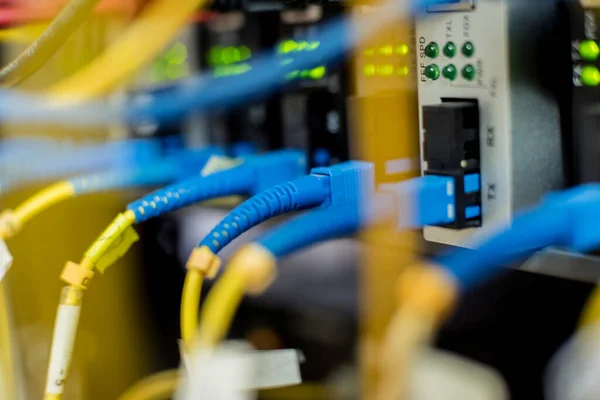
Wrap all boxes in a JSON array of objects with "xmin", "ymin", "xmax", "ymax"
[
  {"xmin": 286, "ymin": 66, "xmax": 326, "ymax": 81},
  {"xmin": 213, "ymin": 63, "xmax": 252, "ymax": 78},
  {"xmin": 309, "ymin": 66, "xmax": 326, "ymax": 79},
  {"xmin": 363, "ymin": 64, "xmax": 376, "ymax": 76},
  {"xmin": 462, "ymin": 64, "xmax": 476, "ymax": 81},
  {"xmin": 425, "ymin": 42, "xmax": 439, "ymax": 58},
  {"xmin": 396, "ymin": 44, "xmax": 409, "ymax": 56},
  {"xmin": 150, "ymin": 41, "xmax": 190, "ymax": 82},
  {"xmin": 208, "ymin": 45, "xmax": 253, "ymax": 67},
  {"xmin": 443, "ymin": 42, "xmax": 457, "ymax": 58},
  {"xmin": 443, "ymin": 64, "xmax": 457, "ymax": 80},
  {"xmin": 581, "ymin": 65, "xmax": 600, "ymax": 86},
  {"xmin": 377, "ymin": 64, "xmax": 394, "ymax": 76},
  {"xmin": 580, "ymin": 40, "xmax": 600, "ymax": 61},
  {"xmin": 462, "ymin": 41, "xmax": 475, "ymax": 57},
  {"xmin": 424, "ymin": 64, "xmax": 440, "ymax": 80},
  {"xmin": 163, "ymin": 42, "xmax": 187, "ymax": 65},
  {"xmin": 279, "ymin": 40, "xmax": 298, "ymax": 54},
  {"xmin": 286, "ymin": 70, "xmax": 300, "ymax": 80},
  {"xmin": 397, "ymin": 66, "xmax": 409, "ymax": 77},
  {"xmin": 239, "ymin": 45, "xmax": 251, "ymax": 61},
  {"xmin": 278, "ymin": 40, "xmax": 320, "ymax": 54},
  {"xmin": 379, "ymin": 45, "xmax": 393, "ymax": 55}
]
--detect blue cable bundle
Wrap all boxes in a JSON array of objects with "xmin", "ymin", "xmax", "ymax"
[
  {"xmin": 125, "ymin": 0, "xmax": 444, "ymax": 125},
  {"xmin": 196, "ymin": 161, "xmax": 374, "ymax": 256},
  {"xmin": 69, "ymin": 145, "xmax": 223, "ymax": 196},
  {"xmin": 127, "ymin": 149, "xmax": 307, "ymax": 224},
  {"xmin": 0, "ymin": 138, "xmax": 161, "ymax": 193},
  {"xmin": 254, "ymin": 174, "xmax": 460, "ymax": 260}
]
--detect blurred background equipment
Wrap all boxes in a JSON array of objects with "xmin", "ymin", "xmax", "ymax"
[{"xmin": 1, "ymin": 0, "xmax": 600, "ymax": 399}]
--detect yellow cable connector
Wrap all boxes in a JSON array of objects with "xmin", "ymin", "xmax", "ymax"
[
  {"xmin": 186, "ymin": 246, "xmax": 221, "ymax": 278},
  {"xmin": 47, "ymin": 0, "xmax": 209, "ymax": 102},
  {"xmin": 60, "ymin": 261, "xmax": 95, "ymax": 289},
  {"xmin": 181, "ymin": 246, "xmax": 222, "ymax": 344},
  {"xmin": 0, "ymin": 181, "xmax": 75, "ymax": 239},
  {"xmin": 579, "ymin": 285, "xmax": 600, "ymax": 329},
  {"xmin": 377, "ymin": 264, "xmax": 458, "ymax": 400},
  {"xmin": 82, "ymin": 210, "xmax": 138, "ymax": 273},
  {"xmin": 194, "ymin": 244, "xmax": 276, "ymax": 348},
  {"xmin": 0, "ymin": 210, "xmax": 21, "ymax": 240}
]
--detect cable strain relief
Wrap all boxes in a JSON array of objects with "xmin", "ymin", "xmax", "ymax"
[
  {"xmin": 395, "ymin": 263, "xmax": 457, "ymax": 321},
  {"xmin": 0, "ymin": 210, "xmax": 21, "ymax": 238},
  {"xmin": 61, "ymin": 261, "xmax": 94, "ymax": 289},
  {"xmin": 186, "ymin": 246, "xmax": 222, "ymax": 278},
  {"xmin": 230, "ymin": 243, "xmax": 276, "ymax": 295}
]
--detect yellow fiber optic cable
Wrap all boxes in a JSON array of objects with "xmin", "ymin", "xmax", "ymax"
[
  {"xmin": 0, "ymin": 0, "xmax": 102, "ymax": 86},
  {"xmin": 376, "ymin": 265, "xmax": 457, "ymax": 400},
  {"xmin": 579, "ymin": 286, "xmax": 600, "ymax": 328},
  {"xmin": 0, "ymin": 181, "xmax": 75, "ymax": 239},
  {"xmin": 116, "ymin": 369, "xmax": 180, "ymax": 400},
  {"xmin": 181, "ymin": 269, "xmax": 203, "ymax": 344},
  {"xmin": 195, "ymin": 267, "xmax": 247, "ymax": 348},
  {"xmin": 47, "ymin": 0, "xmax": 208, "ymax": 102},
  {"xmin": 0, "ymin": 283, "xmax": 15, "ymax": 400},
  {"xmin": 0, "ymin": 23, "xmax": 49, "ymax": 45},
  {"xmin": 194, "ymin": 244, "xmax": 276, "ymax": 348}
]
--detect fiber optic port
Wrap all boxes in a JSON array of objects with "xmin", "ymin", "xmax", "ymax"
[
  {"xmin": 422, "ymin": 100, "xmax": 481, "ymax": 229},
  {"xmin": 427, "ymin": 0, "xmax": 475, "ymax": 13}
]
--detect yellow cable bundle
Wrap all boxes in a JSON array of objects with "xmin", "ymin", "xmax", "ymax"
[
  {"xmin": 48, "ymin": 0, "xmax": 208, "ymax": 102},
  {"xmin": 0, "ymin": 180, "xmax": 75, "ymax": 239},
  {"xmin": 0, "ymin": 0, "xmax": 102, "ymax": 86},
  {"xmin": 193, "ymin": 244, "xmax": 276, "ymax": 348}
]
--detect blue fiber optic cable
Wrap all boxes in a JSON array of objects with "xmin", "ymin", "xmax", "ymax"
[
  {"xmin": 435, "ymin": 185, "xmax": 600, "ymax": 291},
  {"xmin": 69, "ymin": 146, "xmax": 223, "ymax": 196},
  {"xmin": 0, "ymin": 0, "xmax": 456, "ymax": 126},
  {"xmin": 0, "ymin": 139, "xmax": 160, "ymax": 193},
  {"xmin": 195, "ymin": 161, "xmax": 374, "ymax": 256},
  {"xmin": 127, "ymin": 149, "xmax": 307, "ymax": 224},
  {"xmin": 254, "ymin": 173, "xmax": 459, "ymax": 259}
]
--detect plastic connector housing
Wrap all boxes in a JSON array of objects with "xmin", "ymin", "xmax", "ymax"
[
  {"xmin": 379, "ymin": 175, "xmax": 457, "ymax": 228},
  {"xmin": 422, "ymin": 101, "xmax": 481, "ymax": 229},
  {"xmin": 310, "ymin": 161, "xmax": 375, "ymax": 208},
  {"xmin": 541, "ymin": 184, "xmax": 600, "ymax": 252},
  {"xmin": 163, "ymin": 146, "xmax": 225, "ymax": 180},
  {"xmin": 245, "ymin": 149, "xmax": 307, "ymax": 194}
]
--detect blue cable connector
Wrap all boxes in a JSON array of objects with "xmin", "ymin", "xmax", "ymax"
[
  {"xmin": 127, "ymin": 149, "xmax": 307, "ymax": 223},
  {"xmin": 197, "ymin": 161, "xmax": 374, "ymax": 255},
  {"xmin": 437, "ymin": 184, "xmax": 600, "ymax": 291},
  {"xmin": 253, "ymin": 173, "xmax": 464, "ymax": 260}
]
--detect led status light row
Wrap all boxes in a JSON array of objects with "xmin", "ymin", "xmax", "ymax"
[
  {"xmin": 363, "ymin": 64, "xmax": 409, "ymax": 77},
  {"xmin": 363, "ymin": 43, "xmax": 409, "ymax": 57},
  {"xmin": 424, "ymin": 63, "xmax": 476, "ymax": 81},
  {"xmin": 425, "ymin": 41, "xmax": 475, "ymax": 59},
  {"xmin": 573, "ymin": 40, "xmax": 600, "ymax": 86}
]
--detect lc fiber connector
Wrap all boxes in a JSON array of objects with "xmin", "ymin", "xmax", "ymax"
[{"xmin": 422, "ymin": 101, "xmax": 481, "ymax": 229}]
